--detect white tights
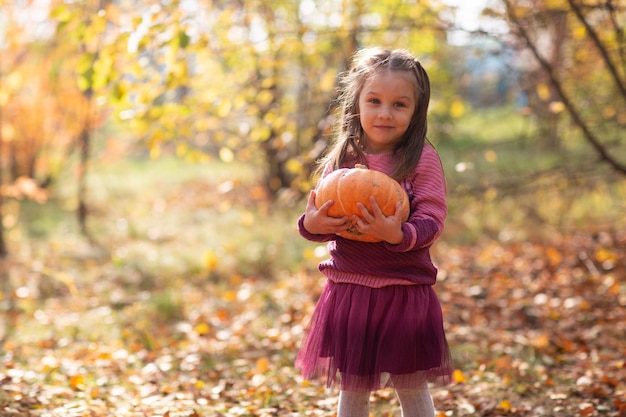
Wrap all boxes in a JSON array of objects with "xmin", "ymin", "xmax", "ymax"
[
  {"xmin": 337, "ymin": 384, "xmax": 434, "ymax": 417},
  {"xmin": 395, "ymin": 385, "xmax": 435, "ymax": 417}
]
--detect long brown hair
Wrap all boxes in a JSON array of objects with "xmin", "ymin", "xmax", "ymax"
[{"xmin": 317, "ymin": 47, "xmax": 431, "ymax": 182}]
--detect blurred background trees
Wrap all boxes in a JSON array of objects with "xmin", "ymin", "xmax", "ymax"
[{"xmin": 0, "ymin": 0, "xmax": 624, "ymax": 252}]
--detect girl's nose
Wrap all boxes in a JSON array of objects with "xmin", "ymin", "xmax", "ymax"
[{"xmin": 378, "ymin": 107, "xmax": 392, "ymax": 119}]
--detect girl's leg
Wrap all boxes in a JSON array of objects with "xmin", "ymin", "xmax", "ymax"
[
  {"xmin": 395, "ymin": 384, "xmax": 434, "ymax": 417},
  {"xmin": 337, "ymin": 390, "xmax": 370, "ymax": 417}
]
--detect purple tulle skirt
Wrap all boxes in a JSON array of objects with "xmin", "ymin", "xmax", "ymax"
[{"xmin": 296, "ymin": 280, "xmax": 452, "ymax": 391}]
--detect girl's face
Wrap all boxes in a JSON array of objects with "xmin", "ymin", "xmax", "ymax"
[{"xmin": 357, "ymin": 69, "xmax": 416, "ymax": 154}]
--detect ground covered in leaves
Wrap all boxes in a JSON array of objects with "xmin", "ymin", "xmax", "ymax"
[
  {"xmin": 1, "ymin": 159, "xmax": 625, "ymax": 417},
  {"xmin": 2, "ymin": 227, "xmax": 624, "ymax": 417}
]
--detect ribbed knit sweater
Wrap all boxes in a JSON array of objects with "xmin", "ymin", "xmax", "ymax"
[{"xmin": 298, "ymin": 144, "xmax": 447, "ymax": 288}]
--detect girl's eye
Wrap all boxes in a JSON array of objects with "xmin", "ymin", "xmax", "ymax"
[
  {"xmin": 395, "ymin": 102, "xmax": 407, "ymax": 108},
  {"xmin": 369, "ymin": 98, "xmax": 380, "ymax": 104}
]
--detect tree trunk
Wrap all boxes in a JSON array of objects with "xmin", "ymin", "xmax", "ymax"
[
  {"xmin": 77, "ymin": 121, "xmax": 91, "ymax": 238},
  {"xmin": 0, "ymin": 88, "xmax": 14, "ymax": 344},
  {"xmin": 0, "ymin": 104, "xmax": 7, "ymax": 258}
]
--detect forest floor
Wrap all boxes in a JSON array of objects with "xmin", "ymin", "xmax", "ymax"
[
  {"xmin": 2, "ymin": 228, "xmax": 624, "ymax": 417},
  {"xmin": 1, "ymin": 158, "xmax": 625, "ymax": 417}
]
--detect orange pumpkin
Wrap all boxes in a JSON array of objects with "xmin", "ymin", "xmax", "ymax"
[{"xmin": 315, "ymin": 164, "xmax": 410, "ymax": 242}]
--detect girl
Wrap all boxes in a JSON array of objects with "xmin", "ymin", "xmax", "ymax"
[{"xmin": 296, "ymin": 47, "xmax": 452, "ymax": 417}]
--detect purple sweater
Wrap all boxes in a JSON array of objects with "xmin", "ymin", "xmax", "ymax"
[{"xmin": 298, "ymin": 144, "xmax": 447, "ymax": 288}]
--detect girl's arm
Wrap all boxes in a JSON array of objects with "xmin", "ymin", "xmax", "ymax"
[{"xmin": 384, "ymin": 145, "xmax": 447, "ymax": 252}]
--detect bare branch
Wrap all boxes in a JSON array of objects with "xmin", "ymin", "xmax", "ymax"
[
  {"xmin": 567, "ymin": 0, "xmax": 626, "ymax": 102},
  {"xmin": 605, "ymin": 0, "xmax": 626, "ymax": 67},
  {"xmin": 503, "ymin": 0, "xmax": 626, "ymax": 175}
]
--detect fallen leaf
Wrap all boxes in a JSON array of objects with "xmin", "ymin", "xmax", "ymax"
[
  {"xmin": 255, "ymin": 357, "xmax": 270, "ymax": 374},
  {"xmin": 69, "ymin": 375, "xmax": 85, "ymax": 390},
  {"xmin": 498, "ymin": 399, "xmax": 512, "ymax": 410},
  {"xmin": 453, "ymin": 369, "xmax": 467, "ymax": 384}
]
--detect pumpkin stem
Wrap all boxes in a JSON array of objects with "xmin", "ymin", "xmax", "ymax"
[{"xmin": 355, "ymin": 164, "xmax": 367, "ymax": 169}]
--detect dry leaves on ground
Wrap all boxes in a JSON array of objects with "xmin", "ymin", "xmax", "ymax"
[{"xmin": 1, "ymin": 229, "xmax": 625, "ymax": 416}]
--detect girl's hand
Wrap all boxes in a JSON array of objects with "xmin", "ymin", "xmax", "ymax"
[
  {"xmin": 302, "ymin": 191, "xmax": 349, "ymax": 235},
  {"xmin": 353, "ymin": 197, "xmax": 404, "ymax": 244}
]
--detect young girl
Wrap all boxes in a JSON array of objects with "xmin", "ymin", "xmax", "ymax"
[{"xmin": 296, "ymin": 47, "xmax": 452, "ymax": 417}]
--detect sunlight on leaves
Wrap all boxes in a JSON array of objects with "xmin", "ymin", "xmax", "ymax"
[
  {"xmin": 255, "ymin": 357, "xmax": 270, "ymax": 374},
  {"xmin": 240, "ymin": 211, "xmax": 255, "ymax": 226},
  {"xmin": 453, "ymin": 369, "xmax": 467, "ymax": 384},
  {"xmin": 219, "ymin": 147, "xmax": 235, "ymax": 163},
  {"xmin": 449, "ymin": 97, "xmax": 465, "ymax": 118},
  {"xmin": 545, "ymin": 247, "xmax": 563, "ymax": 267},
  {"xmin": 150, "ymin": 144, "xmax": 161, "ymax": 159},
  {"xmin": 484, "ymin": 150, "xmax": 497, "ymax": 163},
  {"xmin": 194, "ymin": 322, "xmax": 210, "ymax": 336},
  {"xmin": 602, "ymin": 105, "xmax": 616, "ymax": 119},
  {"xmin": 285, "ymin": 158, "xmax": 303, "ymax": 175},
  {"xmin": 205, "ymin": 250, "xmax": 219, "ymax": 271},
  {"xmin": 533, "ymin": 333, "xmax": 550, "ymax": 350},
  {"xmin": 497, "ymin": 399, "xmax": 512, "ymax": 410},
  {"xmin": 69, "ymin": 374, "xmax": 85, "ymax": 390},
  {"xmin": 217, "ymin": 100, "xmax": 232, "ymax": 118},
  {"xmin": 549, "ymin": 101, "xmax": 565, "ymax": 113},
  {"xmin": 537, "ymin": 83, "xmax": 551, "ymax": 101},
  {"xmin": 595, "ymin": 247, "xmax": 618, "ymax": 263},
  {"xmin": 50, "ymin": 4, "xmax": 72, "ymax": 23}
]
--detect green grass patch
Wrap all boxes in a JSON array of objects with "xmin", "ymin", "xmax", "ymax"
[{"xmin": 16, "ymin": 155, "xmax": 320, "ymax": 288}]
